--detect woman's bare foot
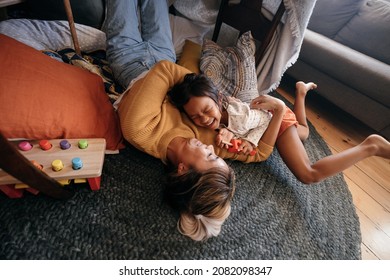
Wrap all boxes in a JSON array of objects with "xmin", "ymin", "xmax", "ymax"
[
  {"xmin": 296, "ymin": 81, "xmax": 317, "ymax": 97},
  {"xmin": 361, "ymin": 134, "xmax": 390, "ymax": 158}
]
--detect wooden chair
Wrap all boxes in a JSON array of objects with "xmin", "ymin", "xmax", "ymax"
[
  {"xmin": 63, "ymin": 0, "xmax": 81, "ymax": 55},
  {"xmin": 212, "ymin": 0, "xmax": 286, "ymax": 66}
]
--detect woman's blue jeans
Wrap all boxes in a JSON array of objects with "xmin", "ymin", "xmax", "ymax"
[{"xmin": 104, "ymin": 0, "xmax": 176, "ymax": 88}]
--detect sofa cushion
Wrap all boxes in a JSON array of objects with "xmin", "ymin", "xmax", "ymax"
[
  {"xmin": 334, "ymin": 0, "xmax": 390, "ymax": 65},
  {"xmin": 200, "ymin": 31, "xmax": 259, "ymax": 104},
  {"xmin": 298, "ymin": 30, "xmax": 389, "ymax": 106},
  {"xmin": 308, "ymin": 0, "xmax": 364, "ymax": 38},
  {"xmin": 287, "ymin": 59, "xmax": 390, "ymax": 133},
  {"xmin": 0, "ymin": 34, "xmax": 123, "ymax": 151}
]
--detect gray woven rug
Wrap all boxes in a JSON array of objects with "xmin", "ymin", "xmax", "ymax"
[{"xmin": 0, "ymin": 93, "xmax": 361, "ymax": 260}]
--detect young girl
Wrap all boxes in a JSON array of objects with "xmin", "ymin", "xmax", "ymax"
[{"xmin": 169, "ymin": 73, "xmax": 390, "ymax": 184}]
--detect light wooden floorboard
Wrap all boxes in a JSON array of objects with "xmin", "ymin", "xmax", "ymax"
[{"xmin": 277, "ymin": 76, "xmax": 390, "ymax": 260}]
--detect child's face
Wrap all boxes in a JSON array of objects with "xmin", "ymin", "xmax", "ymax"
[{"xmin": 183, "ymin": 95, "xmax": 221, "ymax": 130}]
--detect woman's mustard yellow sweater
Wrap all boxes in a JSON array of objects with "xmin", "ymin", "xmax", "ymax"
[{"xmin": 117, "ymin": 60, "xmax": 273, "ymax": 164}]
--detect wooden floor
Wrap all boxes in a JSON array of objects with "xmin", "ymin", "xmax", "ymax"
[{"xmin": 277, "ymin": 76, "xmax": 390, "ymax": 260}]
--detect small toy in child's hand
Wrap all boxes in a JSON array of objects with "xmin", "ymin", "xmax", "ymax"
[
  {"xmin": 227, "ymin": 139, "xmax": 256, "ymax": 156},
  {"xmin": 221, "ymin": 140, "xmax": 233, "ymax": 146}
]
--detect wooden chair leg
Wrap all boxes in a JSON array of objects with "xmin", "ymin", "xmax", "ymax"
[
  {"xmin": 63, "ymin": 0, "xmax": 81, "ymax": 56},
  {"xmin": 0, "ymin": 132, "xmax": 73, "ymax": 199},
  {"xmin": 212, "ymin": 0, "xmax": 229, "ymax": 42}
]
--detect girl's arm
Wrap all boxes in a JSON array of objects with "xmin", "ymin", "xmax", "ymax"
[
  {"xmin": 216, "ymin": 96, "xmax": 284, "ymax": 156},
  {"xmin": 250, "ymin": 95, "xmax": 286, "ymax": 148}
]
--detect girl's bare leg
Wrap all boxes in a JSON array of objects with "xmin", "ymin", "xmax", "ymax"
[
  {"xmin": 294, "ymin": 81, "xmax": 317, "ymax": 141},
  {"xmin": 276, "ymin": 126, "xmax": 390, "ymax": 184}
]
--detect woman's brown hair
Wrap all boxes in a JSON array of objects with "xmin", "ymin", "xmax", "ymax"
[{"xmin": 165, "ymin": 166, "xmax": 235, "ymax": 241}]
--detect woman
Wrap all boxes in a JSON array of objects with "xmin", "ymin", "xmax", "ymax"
[{"xmin": 105, "ymin": 0, "xmax": 240, "ymax": 241}]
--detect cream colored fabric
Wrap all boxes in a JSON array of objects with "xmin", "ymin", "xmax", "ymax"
[{"xmin": 225, "ymin": 98, "xmax": 272, "ymax": 146}]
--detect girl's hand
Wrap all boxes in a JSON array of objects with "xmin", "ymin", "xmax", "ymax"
[
  {"xmin": 238, "ymin": 139, "xmax": 255, "ymax": 155},
  {"xmin": 250, "ymin": 95, "xmax": 285, "ymax": 113},
  {"xmin": 216, "ymin": 128, "xmax": 234, "ymax": 149}
]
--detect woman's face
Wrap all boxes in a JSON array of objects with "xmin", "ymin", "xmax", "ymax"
[
  {"xmin": 177, "ymin": 138, "xmax": 227, "ymax": 173},
  {"xmin": 183, "ymin": 95, "xmax": 221, "ymax": 130}
]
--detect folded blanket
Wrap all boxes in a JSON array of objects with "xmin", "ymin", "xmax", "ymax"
[
  {"xmin": 257, "ymin": 0, "xmax": 317, "ymax": 94},
  {"xmin": 42, "ymin": 48, "xmax": 124, "ymax": 103}
]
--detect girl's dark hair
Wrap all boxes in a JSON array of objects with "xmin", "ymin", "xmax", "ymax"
[{"xmin": 168, "ymin": 73, "xmax": 226, "ymax": 111}]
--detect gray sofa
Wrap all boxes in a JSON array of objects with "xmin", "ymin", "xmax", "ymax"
[{"xmin": 286, "ymin": 0, "xmax": 390, "ymax": 139}]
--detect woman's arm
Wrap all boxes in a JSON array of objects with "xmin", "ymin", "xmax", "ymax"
[{"xmin": 118, "ymin": 60, "xmax": 191, "ymax": 146}]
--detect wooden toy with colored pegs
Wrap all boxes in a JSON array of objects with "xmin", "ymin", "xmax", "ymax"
[{"xmin": 0, "ymin": 138, "xmax": 106, "ymax": 198}]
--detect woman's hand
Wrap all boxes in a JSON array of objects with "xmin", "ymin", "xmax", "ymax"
[
  {"xmin": 216, "ymin": 128, "xmax": 234, "ymax": 149},
  {"xmin": 250, "ymin": 95, "xmax": 286, "ymax": 113}
]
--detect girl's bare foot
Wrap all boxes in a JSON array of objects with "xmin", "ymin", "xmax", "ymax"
[
  {"xmin": 362, "ymin": 134, "xmax": 390, "ymax": 158},
  {"xmin": 296, "ymin": 81, "xmax": 317, "ymax": 97}
]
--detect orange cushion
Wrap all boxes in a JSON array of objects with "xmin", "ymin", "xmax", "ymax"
[
  {"xmin": 0, "ymin": 34, "xmax": 123, "ymax": 151},
  {"xmin": 177, "ymin": 39, "xmax": 202, "ymax": 74}
]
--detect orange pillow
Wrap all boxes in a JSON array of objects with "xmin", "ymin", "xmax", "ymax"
[
  {"xmin": 0, "ymin": 34, "xmax": 123, "ymax": 151},
  {"xmin": 177, "ymin": 39, "xmax": 202, "ymax": 74}
]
